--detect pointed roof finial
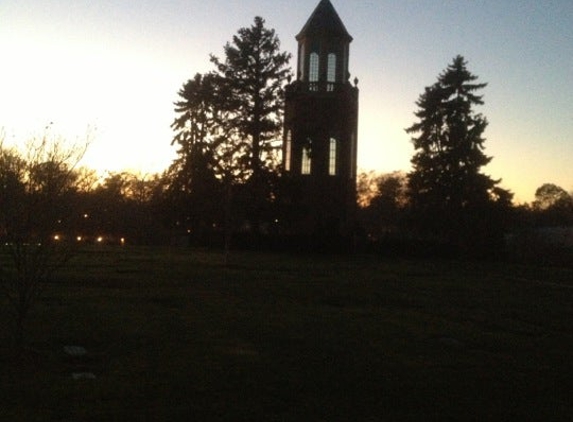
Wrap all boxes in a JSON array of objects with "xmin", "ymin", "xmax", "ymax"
[{"xmin": 296, "ymin": 0, "xmax": 352, "ymax": 42}]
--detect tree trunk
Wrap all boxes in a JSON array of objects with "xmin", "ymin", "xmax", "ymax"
[{"xmin": 223, "ymin": 180, "xmax": 232, "ymax": 267}]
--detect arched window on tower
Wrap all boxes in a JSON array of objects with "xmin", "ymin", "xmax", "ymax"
[
  {"xmin": 309, "ymin": 52, "xmax": 319, "ymax": 91},
  {"xmin": 299, "ymin": 44, "xmax": 305, "ymax": 80},
  {"xmin": 327, "ymin": 53, "xmax": 336, "ymax": 91},
  {"xmin": 285, "ymin": 130, "xmax": 292, "ymax": 171},
  {"xmin": 329, "ymin": 137, "xmax": 337, "ymax": 175},
  {"xmin": 301, "ymin": 141, "xmax": 312, "ymax": 175}
]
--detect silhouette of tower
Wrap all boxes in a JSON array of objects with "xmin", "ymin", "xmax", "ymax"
[{"xmin": 282, "ymin": 0, "xmax": 359, "ymax": 246}]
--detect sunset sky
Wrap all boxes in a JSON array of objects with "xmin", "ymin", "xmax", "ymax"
[{"xmin": 1, "ymin": 0, "xmax": 572, "ymax": 202}]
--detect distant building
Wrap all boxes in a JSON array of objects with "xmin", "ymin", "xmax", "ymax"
[{"xmin": 282, "ymin": 0, "xmax": 359, "ymax": 247}]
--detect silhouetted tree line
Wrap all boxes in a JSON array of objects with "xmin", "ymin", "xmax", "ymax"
[
  {"xmin": 0, "ymin": 149, "xmax": 169, "ymax": 247},
  {"xmin": 357, "ymin": 172, "xmax": 573, "ymax": 260}
]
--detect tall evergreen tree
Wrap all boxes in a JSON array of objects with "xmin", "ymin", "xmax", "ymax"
[
  {"xmin": 406, "ymin": 55, "xmax": 512, "ymax": 249},
  {"xmin": 171, "ymin": 73, "xmax": 219, "ymax": 187},
  {"xmin": 210, "ymin": 16, "xmax": 292, "ymax": 177},
  {"xmin": 169, "ymin": 73, "xmax": 225, "ymax": 236},
  {"xmin": 210, "ymin": 16, "xmax": 292, "ymax": 233},
  {"xmin": 170, "ymin": 18, "xmax": 292, "ymax": 243}
]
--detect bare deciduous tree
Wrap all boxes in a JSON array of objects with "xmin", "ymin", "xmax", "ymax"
[{"xmin": 0, "ymin": 129, "xmax": 90, "ymax": 348}]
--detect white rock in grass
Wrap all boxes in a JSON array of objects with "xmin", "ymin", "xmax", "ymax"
[
  {"xmin": 72, "ymin": 372, "xmax": 96, "ymax": 380},
  {"xmin": 438, "ymin": 337, "xmax": 464, "ymax": 348},
  {"xmin": 63, "ymin": 346, "xmax": 87, "ymax": 357}
]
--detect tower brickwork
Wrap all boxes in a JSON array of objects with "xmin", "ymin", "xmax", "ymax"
[{"xmin": 283, "ymin": 0, "xmax": 359, "ymax": 244}]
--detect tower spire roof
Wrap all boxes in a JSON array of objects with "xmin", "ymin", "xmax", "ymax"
[{"xmin": 296, "ymin": 0, "xmax": 352, "ymax": 42}]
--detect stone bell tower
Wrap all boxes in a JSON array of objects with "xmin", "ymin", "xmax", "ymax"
[{"xmin": 282, "ymin": 0, "xmax": 359, "ymax": 246}]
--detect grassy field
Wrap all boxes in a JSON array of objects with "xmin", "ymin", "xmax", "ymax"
[{"xmin": 1, "ymin": 246, "xmax": 572, "ymax": 421}]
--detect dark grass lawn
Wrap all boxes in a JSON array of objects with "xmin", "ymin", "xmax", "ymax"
[{"xmin": 1, "ymin": 246, "xmax": 572, "ymax": 421}]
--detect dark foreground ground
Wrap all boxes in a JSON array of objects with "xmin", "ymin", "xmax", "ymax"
[{"xmin": 1, "ymin": 246, "xmax": 572, "ymax": 421}]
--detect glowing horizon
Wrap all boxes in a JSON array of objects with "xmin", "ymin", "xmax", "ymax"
[{"xmin": 2, "ymin": 0, "xmax": 572, "ymax": 203}]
